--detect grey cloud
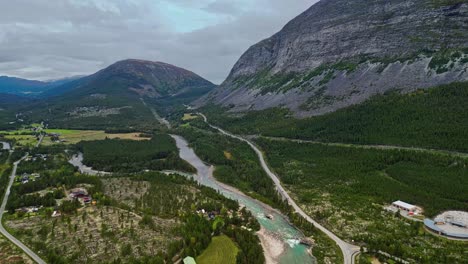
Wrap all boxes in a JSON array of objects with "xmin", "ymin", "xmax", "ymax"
[{"xmin": 0, "ymin": 0, "xmax": 318, "ymax": 83}]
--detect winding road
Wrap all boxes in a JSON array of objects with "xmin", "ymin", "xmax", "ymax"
[
  {"xmin": 198, "ymin": 113, "xmax": 360, "ymax": 264},
  {"xmin": 0, "ymin": 154, "xmax": 47, "ymax": 264}
]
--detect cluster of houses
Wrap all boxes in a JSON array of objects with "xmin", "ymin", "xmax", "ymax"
[
  {"xmin": 25, "ymin": 154, "xmax": 48, "ymax": 162},
  {"xmin": 16, "ymin": 206, "xmax": 41, "ymax": 214},
  {"xmin": 69, "ymin": 188, "xmax": 94, "ymax": 205},
  {"xmin": 196, "ymin": 208, "xmax": 220, "ymax": 220}
]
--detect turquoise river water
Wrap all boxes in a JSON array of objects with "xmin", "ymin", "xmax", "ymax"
[{"xmin": 171, "ymin": 135, "xmax": 316, "ymax": 264}]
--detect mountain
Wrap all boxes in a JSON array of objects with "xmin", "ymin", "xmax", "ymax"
[
  {"xmin": 0, "ymin": 76, "xmax": 82, "ymax": 97},
  {"xmin": 56, "ymin": 59, "xmax": 215, "ymax": 100},
  {"xmin": 29, "ymin": 59, "xmax": 216, "ymax": 130},
  {"xmin": 0, "ymin": 76, "xmax": 47, "ymax": 96},
  {"xmin": 200, "ymin": 0, "xmax": 468, "ymax": 117},
  {"xmin": 0, "ymin": 93, "xmax": 31, "ymax": 106}
]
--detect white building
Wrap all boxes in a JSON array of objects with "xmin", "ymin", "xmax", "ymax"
[{"xmin": 392, "ymin": 200, "xmax": 417, "ymax": 212}]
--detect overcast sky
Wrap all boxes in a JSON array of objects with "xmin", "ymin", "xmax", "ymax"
[{"xmin": 0, "ymin": 0, "xmax": 318, "ymax": 84}]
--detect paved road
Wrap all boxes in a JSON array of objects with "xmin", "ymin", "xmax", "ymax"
[
  {"xmin": 140, "ymin": 98, "xmax": 171, "ymax": 129},
  {"xmin": 35, "ymin": 134, "xmax": 44, "ymax": 148},
  {"xmin": 68, "ymin": 152, "xmax": 111, "ymax": 176},
  {"xmin": 199, "ymin": 113, "xmax": 360, "ymax": 264},
  {"xmin": 0, "ymin": 154, "xmax": 47, "ymax": 264}
]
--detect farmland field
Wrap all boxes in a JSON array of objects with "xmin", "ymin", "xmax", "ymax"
[
  {"xmin": 42, "ymin": 130, "xmax": 150, "ymax": 145},
  {"xmin": 4, "ymin": 135, "xmax": 37, "ymax": 146},
  {"xmin": 196, "ymin": 235, "xmax": 239, "ymax": 264}
]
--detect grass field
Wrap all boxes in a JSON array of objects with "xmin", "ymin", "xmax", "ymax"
[
  {"xmin": 0, "ymin": 129, "xmax": 35, "ymax": 135},
  {"xmin": 5, "ymin": 135, "xmax": 38, "ymax": 146},
  {"xmin": 42, "ymin": 130, "xmax": 150, "ymax": 145},
  {"xmin": 196, "ymin": 235, "xmax": 239, "ymax": 264},
  {"xmin": 182, "ymin": 113, "xmax": 199, "ymax": 121}
]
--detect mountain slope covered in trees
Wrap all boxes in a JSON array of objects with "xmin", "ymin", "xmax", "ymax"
[
  {"xmin": 203, "ymin": 81, "xmax": 468, "ymax": 152},
  {"xmin": 21, "ymin": 59, "xmax": 216, "ymax": 130}
]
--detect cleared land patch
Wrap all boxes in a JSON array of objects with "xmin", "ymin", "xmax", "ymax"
[
  {"xmin": 182, "ymin": 113, "xmax": 199, "ymax": 121},
  {"xmin": 196, "ymin": 235, "xmax": 239, "ymax": 264},
  {"xmin": 103, "ymin": 178, "xmax": 150, "ymax": 208},
  {"xmin": 223, "ymin": 151, "xmax": 233, "ymax": 160},
  {"xmin": 0, "ymin": 234, "xmax": 33, "ymax": 264},
  {"xmin": 5, "ymin": 206, "xmax": 177, "ymax": 263}
]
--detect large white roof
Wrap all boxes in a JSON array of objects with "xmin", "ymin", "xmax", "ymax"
[{"xmin": 392, "ymin": 200, "xmax": 416, "ymax": 210}]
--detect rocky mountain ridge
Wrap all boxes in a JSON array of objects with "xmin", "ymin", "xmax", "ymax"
[{"xmin": 200, "ymin": 0, "xmax": 468, "ymax": 117}]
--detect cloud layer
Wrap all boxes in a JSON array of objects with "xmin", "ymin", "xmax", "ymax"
[{"xmin": 0, "ymin": 0, "xmax": 317, "ymax": 83}]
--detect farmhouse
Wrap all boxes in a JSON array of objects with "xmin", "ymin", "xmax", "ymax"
[{"xmin": 392, "ymin": 200, "xmax": 418, "ymax": 213}]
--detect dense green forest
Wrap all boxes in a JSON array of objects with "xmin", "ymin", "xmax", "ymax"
[
  {"xmin": 255, "ymin": 138, "xmax": 468, "ymax": 263},
  {"xmin": 0, "ymin": 110, "xmax": 16, "ymax": 130},
  {"xmin": 78, "ymin": 134, "xmax": 194, "ymax": 173},
  {"xmin": 203, "ymin": 82, "xmax": 468, "ymax": 152}
]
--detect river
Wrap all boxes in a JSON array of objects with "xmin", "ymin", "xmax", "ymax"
[
  {"xmin": 67, "ymin": 136, "xmax": 316, "ymax": 263},
  {"xmin": 170, "ymin": 135, "xmax": 316, "ymax": 264},
  {"xmin": 68, "ymin": 153, "xmax": 111, "ymax": 176}
]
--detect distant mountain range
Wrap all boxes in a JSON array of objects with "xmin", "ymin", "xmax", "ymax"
[
  {"xmin": 10, "ymin": 59, "xmax": 216, "ymax": 130},
  {"xmin": 0, "ymin": 75, "xmax": 83, "ymax": 97},
  {"xmin": 199, "ymin": 0, "xmax": 468, "ymax": 117},
  {"xmin": 1, "ymin": 0, "xmax": 467, "ymax": 130}
]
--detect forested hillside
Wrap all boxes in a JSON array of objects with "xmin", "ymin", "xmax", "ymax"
[
  {"xmin": 256, "ymin": 138, "xmax": 468, "ymax": 263},
  {"xmin": 203, "ymin": 82, "xmax": 468, "ymax": 152}
]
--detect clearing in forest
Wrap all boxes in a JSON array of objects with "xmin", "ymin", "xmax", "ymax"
[{"xmin": 196, "ymin": 235, "xmax": 239, "ymax": 264}]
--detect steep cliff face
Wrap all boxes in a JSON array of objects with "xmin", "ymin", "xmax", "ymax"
[{"xmin": 202, "ymin": 0, "xmax": 468, "ymax": 117}]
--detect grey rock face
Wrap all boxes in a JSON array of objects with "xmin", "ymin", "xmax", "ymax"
[{"xmin": 200, "ymin": 0, "xmax": 468, "ymax": 116}]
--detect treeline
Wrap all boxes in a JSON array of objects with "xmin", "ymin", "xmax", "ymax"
[
  {"xmin": 256, "ymin": 138, "xmax": 468, "ymax": 216},
  {"xmin": 78, "ymin": 134, "xmax": 195, "ymax": 173},
  {"xmin": 203, "ymin": 82, "xmax": 468, "ymax": 152}
]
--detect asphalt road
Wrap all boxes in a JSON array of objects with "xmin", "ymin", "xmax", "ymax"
[
  {"xmin": 0, "ymin": 154, "xmax": 47, "ymax": 264},
  {"xmin": 199, "ymin": 113, "xmax": 360, "ymax": 264}
]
